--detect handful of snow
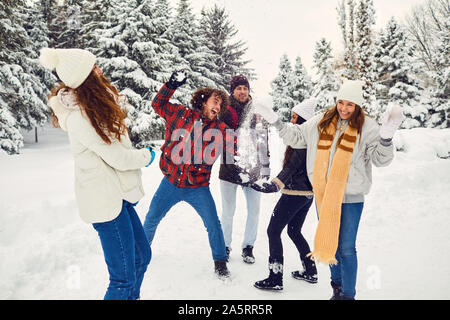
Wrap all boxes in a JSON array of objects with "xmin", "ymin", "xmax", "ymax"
[
  {"xmin": 253, "ymin": 176, "xmax": 270, "ymax": 187},
  {"xmin": 238, "ymin": 173, "xmax": 250, "ymax": 184},
  {"xmin": 175, "ymin": 71, "xmax": 186, "ymax": 82}
]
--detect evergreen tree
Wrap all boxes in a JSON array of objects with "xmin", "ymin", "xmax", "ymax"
[
  {"xmin": 291, "ymin": 55, "xmax": 313, "ymax": 104},
  {"xmin": 270, "ymin": 54, "xmax": 295, "ymax": 122},
  {"xmin": 23, "ymin": 3, "xmax": 51, "ymax": 50},
  {"xmin": 151, "ymin": 0, "xmax": 181, "ymax": 84},
  {"xmin": 429, "ymin": 14, "xmax": 450, "ymax": 128},
  {"xmin": 199, "ymin": 4, "xmax": 254, "ymax": 91},
  {"xmin": 127, "ymin": 0, "xmax": 172, "ymax": 143},
  {"xmin": 0, "ymin": 0, "xmax": 23, "ymax": 155},
  {"xmin": 47, "ymin": 0, "xmax": 85, "ymax": 49},
  {"xmin": 91, "ymin": 0, "xmax": 166, "ymax": 145},
  {"xmin": 39, "ymin": 0, "xmax": 61, "ymax": 48},
  {"xmin": 354, "ymin": 0, "xmax": 377, "ymax": 115},
  {"xmin": 166, "ymin": 0, "xmax": 199, "ymax": 97},
  {"xmin": 0, "ymin": 97, "xmax": 23, "ymax": 155},
  {"xmin": 0, "ymin": 0, "xmax": 50, "ymax": 154},
  {"xmin": 312, "ymin": 38, "xmax": 339, "ymax": 113},
  {"xmin": 79, "ymin": 0, "xmax": 115, "ymax": 50},
  {"xmin": 337, "ymin": 0, "xmax": 357, "ymax": 79},
  {"xmin": 192, "ymin": 20, "xmax": 223, "ymax": 89},
  {"xmin": 405, "ymin": 0, "xmax": 449, "ymax": 128},
  {"xmin": 22, "ymin": 1, "xmax": 57, "ymax": 91},
  {"xmin": 374, "ymin": 17, "xmax": 424, "ymax": 126},
  {"xmin": 166, "ymin": 0, "xmax": 222, "ymax": 102}
]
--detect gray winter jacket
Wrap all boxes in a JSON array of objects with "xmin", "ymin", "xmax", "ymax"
[{"xmin": 273, "ymin": 113, "xmax": 394, "ymax": 203}]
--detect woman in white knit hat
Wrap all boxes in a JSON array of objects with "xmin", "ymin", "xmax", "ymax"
[
  {"xmin": 254, "ymin": 80, "xmax": 404, "ymax": 299},
  {"xmin": 251, "ymin": 98, "xmax": 318, "ymax": 291},
  {"xmin": 40, "ymin": 47, "xmax": 155, "ymax": 300}
]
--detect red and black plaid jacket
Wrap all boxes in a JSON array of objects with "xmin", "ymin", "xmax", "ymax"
[{"xmin": 152, "ymin": 84, "xmax": 235, "ymax": 188}]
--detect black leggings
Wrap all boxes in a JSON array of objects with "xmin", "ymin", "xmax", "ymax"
[{"xmin": 267, "ymin": 194, "xmax": 313, "ymax": 263}]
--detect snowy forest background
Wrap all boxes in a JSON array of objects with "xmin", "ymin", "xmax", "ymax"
[{"xmin": 0, "ymin": 0, "xmax": 449, "ymax": 156}]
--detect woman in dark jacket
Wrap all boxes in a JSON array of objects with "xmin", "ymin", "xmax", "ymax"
[{"xmin": 252, "ymin": 99, "xmax": 317, "ymax": 291}]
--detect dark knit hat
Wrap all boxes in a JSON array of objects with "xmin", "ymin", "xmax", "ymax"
[{"xmin": 230, "ymin": 74, "xmax": 250, "ymax": 94}]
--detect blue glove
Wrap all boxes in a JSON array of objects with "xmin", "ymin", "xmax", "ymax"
[{"xmin": 146, "ymin": 146, "xmax": 156, "ymax": 167}]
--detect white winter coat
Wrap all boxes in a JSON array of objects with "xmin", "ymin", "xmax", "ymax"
[{"xmin": 49, "ymin": 89, "xmax": 151, "ymax": 223}]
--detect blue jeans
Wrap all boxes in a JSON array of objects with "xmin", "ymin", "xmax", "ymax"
[
  {"xmin": 219, "ymin": 179, "xmax": 261, "ymax": 249},
  {"xmin": 329, "ymin": 202, "xmax": 364, "ymax": 299},
  {"xmin": 143, "ymin": 177, "xmax": 227, "ymax": 261},
  {"xmin": 93, "ymin": 200, "xmax": 151, "ymax": 300}
]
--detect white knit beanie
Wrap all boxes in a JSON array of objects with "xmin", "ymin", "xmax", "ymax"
[
  {"xmin": 292, "ymin": 98, "xmax": 317, "ymax": 121},
  {"xmin": 39, "ymin": 48, "xmax": 96, "ymax": 89},
  {"xmin": 336, "ymin": 80, "xmax": 365, "ymax": 106}
]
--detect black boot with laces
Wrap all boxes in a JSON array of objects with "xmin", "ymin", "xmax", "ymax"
[{"xmin": 214, "ymin": 260, "xmax": 230, "ymax": 279}]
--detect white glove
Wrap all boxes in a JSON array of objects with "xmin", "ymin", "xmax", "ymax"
[
  {"xmin": 252, "ymin": 99, "xmax": 279, "ymax": 124},
  {"xmin": 379, "ymin": 104, "xmax": 405, "ymax": 139}
]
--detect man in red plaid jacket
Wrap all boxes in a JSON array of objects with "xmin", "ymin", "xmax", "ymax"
[{"xmin": 143, "ymin": 71, "xmax": 235, "ymax": 279}]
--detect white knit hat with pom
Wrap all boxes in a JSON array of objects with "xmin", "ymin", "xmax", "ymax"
[
  {"xmin": 39, "ymin": 48, "xmax": 96, "ymax": 89},
  {"xmin": 336, "ymin": 80, "xmax": 365, "ymax": 106},
  {"xmin": 292, "ymin": 98, "xmax": 317, "ymax": 121}
]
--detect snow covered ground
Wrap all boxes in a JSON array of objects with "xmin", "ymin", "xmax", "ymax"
[{"xmin": 1, "ymin": 123, "xmax": 450, "ymax": 300}]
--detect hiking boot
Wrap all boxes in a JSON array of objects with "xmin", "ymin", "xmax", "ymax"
[
  {"xmin": 330, "ymin": 281, "xmax": 343, "ymax": 300},
  {"xmin": 242, "ymin": 245, "xmax": 255, "ymax": 264},
  {"xmin": 214, "ymin": 260, "xmax": 230, "ymax": 279}
]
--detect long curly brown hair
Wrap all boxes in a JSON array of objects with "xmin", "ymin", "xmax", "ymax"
[
  {"xmin": 190, "ymin": 88, "xmax": 230, "ymax": 118},
  {"xmin": 49, "ymin": 68, "xmax": 127, "ymax": 144}
]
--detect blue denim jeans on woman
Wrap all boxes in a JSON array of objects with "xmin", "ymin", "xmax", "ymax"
[
  {"xmin": 93, "ymin": 200, "xmax": 151, "ymax": 300},
  {"xmin": 143, "ymin": 177, "xmax": 228, "ymax": 261},
  {"xmin": 329, "ymin": 202, "xmax": 364, "ymax": 299}
]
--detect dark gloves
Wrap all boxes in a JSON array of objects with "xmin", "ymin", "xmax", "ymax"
[
  {"xmin": 250, "ymin": 181, "xmax": 280, "ymax": 193},
  {"xmin": 166, "ymin": 70, "xmax": 187, "ymax": 90}
]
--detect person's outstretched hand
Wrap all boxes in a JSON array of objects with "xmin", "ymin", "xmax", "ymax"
[
  {"xmin": 166, "ymin": 70, "xmax": 187, "ymax": 90},
  {"xmin": 250, "ymin": 180, "xmax": 280, "ymax": 193},
  {"xmin": 252, "ymin": 98, "xmax": 279, "ymax": 124},
  {"xmin": 379, "ymin": 104, "xmax": 404, "ymax": 139}
]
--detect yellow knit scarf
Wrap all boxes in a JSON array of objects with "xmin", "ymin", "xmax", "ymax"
[{"xmin": 309, "ymin": 116, "xmax": 358, "ymax": 265}]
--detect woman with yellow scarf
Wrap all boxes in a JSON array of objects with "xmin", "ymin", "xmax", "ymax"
[{"xmin": 254, "ymin": 80, "xmax": 404, "ymax": 300}]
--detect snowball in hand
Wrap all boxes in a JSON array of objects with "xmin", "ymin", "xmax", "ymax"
[{"xmin": 175, "ymin": 71, "xmax": 186, "ymax": 82}]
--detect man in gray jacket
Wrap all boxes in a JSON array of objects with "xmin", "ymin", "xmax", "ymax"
[{"xmin": 219, "ymin": 75, "xmax": 270, "ymax": 264}]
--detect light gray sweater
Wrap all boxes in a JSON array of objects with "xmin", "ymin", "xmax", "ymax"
[{"xmin": 273, "ymin": 114, "xmax": 394, "ymax": 203}]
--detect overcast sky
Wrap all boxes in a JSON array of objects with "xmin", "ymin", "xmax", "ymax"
[{"xmin": 169, "ymin": 0, "xmax": 426, "ymax": 96}]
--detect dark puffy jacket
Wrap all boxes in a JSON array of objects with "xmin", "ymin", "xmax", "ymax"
[
  {"xmin": 273, "ymin": 148, "xmax": 312, "ymax": 195},
  {"xmin": 218, "ymin": 95, "xmax": 270, "ymax": 186}
]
